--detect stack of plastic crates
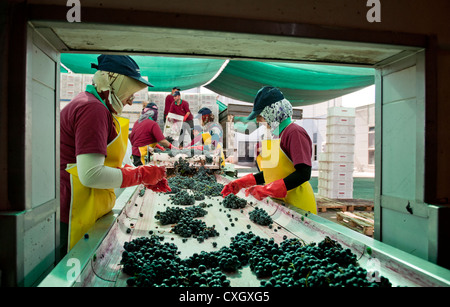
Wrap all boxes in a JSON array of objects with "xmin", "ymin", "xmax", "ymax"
[{"xmin": 318, "ymin": 107, "xmax": 355, "ymax": 199}]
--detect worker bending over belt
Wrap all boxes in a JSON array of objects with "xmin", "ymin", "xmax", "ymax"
[
  {"xmin": 60, "ymin": 55, "xmax": 171, "ymax": 254},
  {"xmin": 185, "ymin": 107, "xmax": 225, "ymax": 167},
  {"xmin": 221, "ymin": 86, "xmax": 317, "ymax": 214},
  {"xmin": 129, "ymin": 102, "xmax": 175, "ymax": 166}
]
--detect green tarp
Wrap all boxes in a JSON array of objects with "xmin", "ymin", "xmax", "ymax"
[
  {"xmin": 60, "ymin": 53, "xmax": 374, "ymax": 107},
  {"xmin": 204, "ymin": 61, "xmax": 374, "ymax": 106},
  {"xmin": 60, "ymin": 54, "xmax": 226, "ymax": 92}
]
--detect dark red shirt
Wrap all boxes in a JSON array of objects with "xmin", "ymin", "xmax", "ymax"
[
  {"xmin": 60, "ymin": 91, "xmax": 117, "ymax": 223},
  {"xmin": 168, "ymin": 99, "xmax": 193, "ymax": 121},
  {"xmin": 129, "ymin": 119, "xmax": 165, "ymax": 156},
  {"xmin": 164, "ymin": 94, "xmax": 174, "ymax": 118},
  {"xmin": 280, "ymin": 123, "xmax": 312, "ymax": 167}
]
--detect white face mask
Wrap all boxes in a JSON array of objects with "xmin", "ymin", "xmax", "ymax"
[
  {"xmin": 93, "ymin": 71, "xmax": 146, "ymax": 115},
  {"xmin": 110, "ymin": 92, "xmax": 124, "ymax": 115}
]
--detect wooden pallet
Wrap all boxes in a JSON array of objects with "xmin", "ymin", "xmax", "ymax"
[
  {"xmin": 336, "ymin": 211, "xmax": 374, "ymax": 236},
  {"xmin": 316, "ymin": 197, "xmax": 374, "ymax": 212},
  {"xmin": 345, "ymin": 199, "xmax": 374, "ymax": 212}
]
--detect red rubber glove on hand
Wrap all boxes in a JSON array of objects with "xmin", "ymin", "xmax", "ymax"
[
  {"xmin": 221, "ymin": 173, "xmax": 257, "ymax": 197},
  {"xmin": 183, "ymin": 113, "xmax": 189, "ymax": 121},
  {"xmin": 245, "ymin": 179, "xmax": 287, "ymax": 201},
  {"xmin": 145, "ymin": 178, "xmax": 172, "ymax": 193},
  {"xmin": 169, "ymin": 144, "xmax": 180, "ymax": 150},
  {"xmin": 120, "ymin": 164, "xmax": 166, "ymax": 188},
  {"xmin": 155, "ymin": 144, "xmax": 165, "ymax": 151}
]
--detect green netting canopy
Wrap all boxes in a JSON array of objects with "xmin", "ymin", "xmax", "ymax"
[
  {"xmin": 60, "ymin": 54, "xmax": 374, "ymax": 106},
  {"xmin": 60, "ymin": 54, "xmax": 226, "ymax": 92},
  {"xmin": 205, "ymin": 61, "xmax": 375, "ymax": 106}
]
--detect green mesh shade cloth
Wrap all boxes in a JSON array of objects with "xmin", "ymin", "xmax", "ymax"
[
  {"xmin": 216, "ymin": 99, "xmax": 227, "ymax": 113},
  {"xmin": 60, "ymin": 53, "xmax": 226, "ymax": 92},
  {"xmin": 60, "ymin": 54, "xmax": 374, "ymax": 106},
  {"xmin": 205, "ymin": 61, "xmax": 375, "ymax": 106}
]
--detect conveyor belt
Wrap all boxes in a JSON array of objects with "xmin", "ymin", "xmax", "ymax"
[
  {"xmin": 151, "ymin": 152, "xmax": 221, "ymax": 169},
  {"xmin": 39, "ymin": 174, "xmax": 450, "ymax": 287}
]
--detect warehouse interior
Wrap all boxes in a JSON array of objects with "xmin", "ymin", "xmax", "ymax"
[{"xmin": 1, "ymin": 0, "xmax": 450, "ymax": 287}]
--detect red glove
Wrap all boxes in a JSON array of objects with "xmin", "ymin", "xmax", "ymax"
[
  {"xmin": 169, "ymin": 144, "xmax": 180, "ymax": 150},
  {"xmin": 120, "ymin": 164, "xmax": 166, "ymax": 188},
  {"xmin": 221, "ymin": 173, "xmax": 256, "ymax": 197},
  {"xmin": 155, "ymin": 144, "xmax": 165, "ymax": 151},
  {"xmin": 183, "ymin": 113, "xmax": 189, "ymax": 121},
  {"xmin": 245, "ymin": 179, "xmax": 287, "ymax": 201},
  {"xmin": 146, "ymin": 178, "xmax": 172, "ymax": 193}
]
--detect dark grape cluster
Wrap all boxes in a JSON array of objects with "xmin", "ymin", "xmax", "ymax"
[
  {"xmin": 169, "ymin": 190, "xmax": 196, "ymax": 206},
  {"xmin": 173, "ymin": 156, "xmax": 196, "ymax": 175},
  {"xmin": 121, "ymin": 232, "xmax": 393, "ymax": 287},
  {"xmin": 193, "ymin": 191, "xmax": 205, "ymax": 201},
  {"xmin": 155, "ymin": 205, "xmax": 208, "ymax": 225},
  {"xmin": 121, "ymin": 235, "xmax": 230, "ymax": 287},
  {"xmin": 205, "ymin": 155, "xmax": 213, "ymax": 164},
  {"xmin": 167, "ymin": 165, "xmax": 224, "ymax": 197},
  {"xmin": 171, "ymin": 215, "xmax": 220, "ymax": 242},
  {"xmin": 222, "ymin": 194, "xmax": 247, "ymax": 209},
  {"xmin": 249, "ymin": 207, "xmax": 273, "ymax": 226}
]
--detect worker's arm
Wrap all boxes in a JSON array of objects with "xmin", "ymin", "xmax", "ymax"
[
  {"xmin": 253, "ymin": 171, "xmax": 265, "ymax": 185},
  {"xmin": 252, "ymin": 164, "xmax": 310, "ymax": 188},
  {"xmin": 77, "ymin": 153, "xmax": 168, "ymax": 190},
  {"xmin": 158, "ymin": 139, "xmax": 172, "ymax": 148},
  {"xmin": 77, "ymin": 153, "xmax": 122, "ymax": 189},
  {"xmin": 283, "ymin": 163, "xmax": 311, "ymax": 190},
  {"xmin": 245, "ymin": 164, "xmax": 311, "ymax": 201}
]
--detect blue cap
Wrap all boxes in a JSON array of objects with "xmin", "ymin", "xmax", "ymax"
[
  {"xmin": 195, "ymin": 107, "xmax": 212, "ymax": 119},
  {"xmin": 145, "ymin": 102, "xmax": 158, "ymax": 109},
  {"xmin": 198, "ymin": 107, "xmax": 212, "ymax": 116},
  {"xmin": 91, "ymin": 55, "xmax": 154, "ymax": 87},
  {"xmin": 247, "ymin": 86, "xmax": 284, "ymax": 120}
]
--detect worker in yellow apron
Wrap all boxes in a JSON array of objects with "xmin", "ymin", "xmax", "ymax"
[
  {"xmin": 221, "ymin": 86, "xmax": 317, "ymax": 214},
  {"xmin": 66, "ymin": 114, "xmax": 129, "ymax": 250},
  {"xmin": 60, "ymin": 55, "xmax": 170, "ymax": 253}
]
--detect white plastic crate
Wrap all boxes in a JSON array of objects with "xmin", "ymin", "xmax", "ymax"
[
  {"xmin": 319, "ymin": 161, "xmax": 354, "ymax": 173},
  {"xmin": 319, "ymin": 152, "xmax": 354, "ymax": 163},
  {"xmin": 318, "ymin": 187, "xmax": 353, "ymax": 199},
  {"xmin": 327, "ymin": 116, "xmax": 356, "ymax": 126},
  {"xmin": 148, "ymin": 93, "xmax": 166, "ymax": 104},
  {"xmin": 326, "ymin": 134, "xmax": 355, "ymax": 144},
  {"xmin": 323, "ymin": 143, "xmax": 355, "ymax": 153},
  {"xmin": 182, "ymin": 93, "xmax": 199, "ymax": 104},
  {"xmin": 318, "ymin": 170, "xmax": 353, "ymax": 181},
  {"xmin": 327, "ymin": 107, "xmax": 356, "ymax": 117},
  {"xmin": 326, "ymin": 124, "xmax": 355, "ymax": 135},
  {"xmin": 318, "ymin": 178, "xmax": 353, "ymax": 190}
]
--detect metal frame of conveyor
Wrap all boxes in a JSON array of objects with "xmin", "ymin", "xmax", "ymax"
[{"xmin": 39, "ymin": 175, "xmax": 450, "ymax": 287}]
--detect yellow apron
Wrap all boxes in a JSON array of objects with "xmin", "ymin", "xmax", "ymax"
[
  {"xmin": 202, "ymin": 132, "xmax": 211, "ymax": 145},
  {"xmin": 257, "ymin": 139, "xmax": 317, "ymax": 214},
  {"xmin": 202, "ymin": 132, "xmax": 225, "ymax": 167},
  {"xmin": 66, "ymin": 114, "xmax": 130, "ymax": 250},
  {"xmin": 138, "ymin": 143, "xmax": 157, "ymax": 165}
]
